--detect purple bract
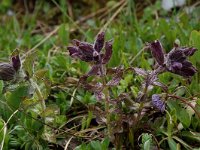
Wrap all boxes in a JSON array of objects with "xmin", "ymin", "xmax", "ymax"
[
  {"xmin": 67, "ymin": 32, "xmax": 112, "ymax": 65},
  {"xmin": 148, "ymin": 40, "xmax": 197, "ymax": 77}
]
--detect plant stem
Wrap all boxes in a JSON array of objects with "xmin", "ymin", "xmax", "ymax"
[
  {"xmin": 99, "ymin": 61, "xmax": 111, "ymax": 137},
  {"xmin": 168, "ymin": 95, "xmax": 200, "ymax": 119},
  {"xmin": 135, "ymin": 77, "xmax": 149, "ymax": 129},
  {"xmin": 103, "ymin": 79, "xmax": 111, "ymax": 137}
]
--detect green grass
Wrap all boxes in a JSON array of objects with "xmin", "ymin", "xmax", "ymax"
[{"xmin": 0, "ymin": 0, "xmax": 200, "ymax": 149}]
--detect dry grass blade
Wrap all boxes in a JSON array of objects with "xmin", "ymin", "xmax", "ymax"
[
  {"xmin": 0, "ymin": 119, "xmax": 7, "ymax": 150},
  {"xmin": 74, "ymin": 126, "xmax": 106, "ymax": 135},
  {"xmin": 64, "ymin": 137, "xmax": 73, "ymax": 150},
  {"xmin": 99, "ymin": 0, "xmax": 127, "ymax": 33}
]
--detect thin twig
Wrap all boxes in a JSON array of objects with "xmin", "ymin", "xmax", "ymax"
[
  {"xmin": 130, "ymin": 46, "xmax": 146, "ymax": 64},
  {"xmin": 99, "ymin": 0, "xmax": 127, "ymax": 34},
  {"xmin": 99, "ymin": 0, "xmax": 125, "ymax": 20},
  {"xmin": 0, "ymin": 120, "xmax": 6, "ymax": 150},
  {"xmin": 168, "ymin": 95, "xmax": 200, "ymax": 119},
  {"xmin": 0, "ymin": 109, "xmax": 19, "ymax": 133},
  {"xmin": 22, "ymin": 4, "xmax": 109, "ymax": 59},
  {"xmin": 64, "ymin": 137, "xmax": 73, "ymax": 150}
]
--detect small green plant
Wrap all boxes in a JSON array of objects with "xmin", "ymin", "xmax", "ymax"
[
  {"xmin": 0, "ymin": 1, "xmax": 200, "ymax": 149},
  {"xmin": 67, "ymin": 32, "xmax": 199, "ymax": 149}
]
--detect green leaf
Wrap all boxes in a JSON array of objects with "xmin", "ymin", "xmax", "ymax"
[
  {"xmin": 23, "ymin": 51, "xmax": 37, "ymax": 77},
  {"xmin": 86, "ymin": 111, "xmax": 93, "ymax": 128},
  {"xmin": 90, "ymin": 141, "xmax": 101, "ymax": 150},
  {"xmin": 101, "ymin": 138, "xmax": 110, "ymax": 150},
  {"xmin": 0, "ymin": 118, "xmax": 5, "ymax": 141},
  {"xmin": 179, "ymin": 109, "xmax": 191, "ymax": 128},
  {"xmin": 141, "ymin": 133, "xmax": 152, "ymax": 150},
  {"xmin": 168, "ymin": 138, "xmax": 177, "ymax": 150},
  {"xmin": 189, "ymin": 30, "xmax": 200, "ymax": 61},
  {"xmin": 167, "ymin": 100, "xmax": 191, "ymax": 128},
  {"xmin": 181, "ymin": 131, "xmax": 200, "ymax": 142},
  {"xmin": 190, "ymin": 30, "xmax": 200, "ymax": 49},
  {"xmin": 58, "ymin": 23, "xmax": 69, "ymax": 45},
  {"xmin": 6, "ymin": 85, "xmax": 29, "ymax": 110},
  {"xmin": 32, "ymin": 118, "xmax": 44, "ymax": 135},
  {"xmin": 0, "ymin": 80, "xmax": 4, "ymax": 95},
  {"xmin": 24, "ymin": 112, "xmax": 32, "ymax": 129},
  {"xmin": 144, "ymin": 140, "xmax": 151, "ymax": 150},
  {"xmin": 81, "ymin": 116, "xmax": 86, "ymax": 130}
]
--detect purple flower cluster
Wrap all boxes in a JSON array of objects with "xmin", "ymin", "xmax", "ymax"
[
  {"xmin": 67, "ymin": 32, "xmax": 112, "ymax": 65},
  {"xmin": 0, "ymin": 53, "xmax": 21, "ymax": 81},
  {"xmin": 152, "ymin": 94, "xmax": 165, "ymax": 112},
  {"xmin": 148, "ymin": 40, "xmax": 197, "ymax": 77}
]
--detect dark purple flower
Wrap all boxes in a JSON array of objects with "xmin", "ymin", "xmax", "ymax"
[
  {"xmin": 67, "ymin": 32, "xmax": 112, "ymax": 64},
  {"xmin": 152, "ymin": 94, "xmax": 165, "ymax": 112},
  {"xmin": 102, "ymin": 40, "xmax": 113, "ymax": 64},
  {"xmin": 68, "ymin": 42, "xmax": 98, "ymax": 62},
  {"xmin": 87, "ymin": 65, "xmax": 101, "ymax": 76},
  {"xmin": 11, "ymin": 55, "xmax": 21, "ymax": 71},
  {"xmin": 180, "ymin": 47, "xmax": 197, "ymax": 56},
  {"xmin": 0, "ymin": 63, "xmax": 16, "ymax": 81},
  {"xmin": 166, "ymin": 47, "xmax": 197, "ymax": 77},
  {"xmin": 148, "ymin": 40, "xmax": 165, "ymax": 66},
  {"xmin": 94, "ymin": 31, "xmax": 105, "ymax": 52},
  {"xmin": 148, "ymin": 40, "xmax": 198, "ymax": 78}
]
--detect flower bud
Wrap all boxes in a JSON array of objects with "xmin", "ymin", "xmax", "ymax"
[
  {"xmin": 11, "ymin": 55, "xmax": 21, "ymax": 71},
  {"xmin": 148, "ymin": 40, "xmax": 165, "ymax": 66},
  {"xmin": 0, "ymin": 63, "xmax": 16, "ymax": 81},
  {"xmin": 152, "ymin": 94, "xmax": 165, "ymax": 112}
]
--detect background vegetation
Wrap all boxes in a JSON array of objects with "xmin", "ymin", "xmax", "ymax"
[{"xmin": 0, "ymin": 0, "xmax": 200, "ymax": 149}]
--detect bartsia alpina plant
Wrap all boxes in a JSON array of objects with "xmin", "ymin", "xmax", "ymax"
[
  {"xmin": 67, "ymin": 34, "xmax": 198, "ymax": 149},
  {"xmin": 67, "ymin": 32, "xmax": 116, "ymax": 100},
  {"xmin": 67, "ymin": 31, "xmax": 112, "ymax": 76},
  {"xmin": 0, "ymin": 51, "xmax": 21, "ymax": 81},
  {"xmin": 148, "ymin": 40, "xmax": 197, "ymax": 77},
  {"xmin": 146, "ymin": 40, "xmax": 198, "ymax": 112}
]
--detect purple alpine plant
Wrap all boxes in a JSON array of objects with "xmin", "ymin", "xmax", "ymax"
[
  {"xmin": 152, "ymin": 94, "xmax": 165, "ymax": 112},
  {"xmin": 67, "ymin": 32, "xmax": 113, "ymax": 77},
  {"xmin": 67, "ymin": 32, "xmax": 112, "ymax": 66},
  {"xmin": 67, "ymin": 32, "xmax": 114, "ymax": 100},
  {"xmin": 148, "ymin": 40, "xmax": 197, "ymax": 77},
  {"xmin": 166, "ymin": 47, "xmax": 197, "ymax": 77}
]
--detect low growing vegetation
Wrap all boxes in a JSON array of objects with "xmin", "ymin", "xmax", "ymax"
[{"xmin": 0, "ymin": 0, "xmax": 200, "ymax": 149}]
